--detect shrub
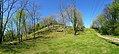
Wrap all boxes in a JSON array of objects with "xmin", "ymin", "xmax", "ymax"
[{"xmin": 115, "ymin": 27, "xmax": 119, "ymax": 35}]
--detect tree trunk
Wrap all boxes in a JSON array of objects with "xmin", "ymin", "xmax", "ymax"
[
  {"xmin": 18, "ymin": 18, "xmax": 21, "ymax": 43},
  {"xmin": 74, "ymin": 30, "xmax": 76, "ymax": 35},
  {"xmin": 16, "ymin": 25, "xmax": 20, "ymax": 43},
  {"xmin": 18, "ymin": 10, "xmax": 23, "ymax": 43},
  {"xmin": 74, "ymin": 25, "xmax": 77, "ymax": 35},
  {"xmin": 73, "ymin": 7, "xmax": 77, "ymax": 35},
  {"xmin": 20, "ymin": 34, "xmax": 22, "ymax": 42},
  {"xmin": 25, "ymin": 26, "xmax": 27, "ymax": 40},
  {"xmin": 0, "ymin": 0, "xmax": 3, "ymax": 44},
  {"xmin": 33, "ymin": 21, "xmax": 35, "ymax": 39}
]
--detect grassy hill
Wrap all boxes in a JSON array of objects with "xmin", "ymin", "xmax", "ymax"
[{"xmin": 0, "ymin": 28, "xmax": 119, "ymax": 54}]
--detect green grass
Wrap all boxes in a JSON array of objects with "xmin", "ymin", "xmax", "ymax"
[
  {"xmin": 0, "ymin": 29, "xmax": 119, "ymax": 54},
  {"xmin": 110, "ymin": 36, "xmax": 119, "ymax": 38}
]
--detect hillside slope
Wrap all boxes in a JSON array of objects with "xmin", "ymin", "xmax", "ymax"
[{"xmin": 0, "ymin": 29, "xmax": 119, "ymax": 54}]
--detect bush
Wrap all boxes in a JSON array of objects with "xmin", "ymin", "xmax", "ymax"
[
  {"xmin": 66, "ymin": 28, "xmax": 73, "ymax": 34},
  {"xmin": 115, "ymin": 27, "xmax": 119, "ymax": 35}
]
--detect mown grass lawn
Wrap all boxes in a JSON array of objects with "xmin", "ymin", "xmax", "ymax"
[{"xmin": 0, "ymin": 29, "xmax": 119, "ymax": 54}]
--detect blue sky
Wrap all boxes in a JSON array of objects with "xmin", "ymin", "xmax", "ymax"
[{"xmin": 32, "ymin": 0, "xmax": 112, "ymax": 28}]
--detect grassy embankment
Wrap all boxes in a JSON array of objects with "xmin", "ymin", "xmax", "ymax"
[{"xmin": 0, "ymin": 28, "xmax": 119, "ymax": 54}]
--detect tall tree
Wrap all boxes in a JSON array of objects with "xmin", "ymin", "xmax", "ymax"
[
  {"xmin": 0, "ymin": 0, "xmax": 3, "ymax": 44},
  {"xmin": 3, "ymin": 0, "xmax": 17, "ymax": 35},
  {"xmin": 27, "ymin": 1, "xmax": 40, "ymax": 39},
  {"xmin": 58, "ymin": 0, "xmax": 66, "ymax": 26},
  {"xmin": 20, "ymin": 10, "xmax": 28, "ymax": 39},
  {"xmin": 16, "ymin": 0, "xmax": 28, "ymax": 42},
  {"xmin": 13, "ymin": 10, "xmax": 28, "ymax": 42},
  {"xmin": 65, "ymin": 7, "xmax": 83, "ymax": 35},
  {"xmin": 0, "ymin": 0, "xmax": 17, "ymax": 44}
]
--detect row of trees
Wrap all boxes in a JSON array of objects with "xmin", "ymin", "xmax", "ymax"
[
  {"xmin": 92, "ymin": 0, "xmax": 119, "ymax": 35},
  {"xmin": 0, "ymin": 0, "xmax": 84, "ymax": 44},
  {"xmin": 0, "ymin": 0, "xmax": 41, "ymax": 44}
]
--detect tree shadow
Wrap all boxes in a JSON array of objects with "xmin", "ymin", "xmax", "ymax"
[
  {"xmin": 0, "ymin": 44, "xmax": 21, "ymax": 53},
  {"xmin": 97, "ymin": 35, "xmax": 119, "ymax": 46},
  {"xmin": 111, "ymin": 42, "xmax": 119, "ymax": 46},
  {"xmin": 0, "ymin": 42, "xmax": 35, "ymax": 54},
  {"xmin": 0, "ymin": 33, "xmax": 54, "ymax": 53},
  {"xmin": 108, "ymin": 41, "xmax": 119, "ymax": 46},
  {"xmin": 100, "ymin": 37, "xmax": 119, "ymax": 46}
]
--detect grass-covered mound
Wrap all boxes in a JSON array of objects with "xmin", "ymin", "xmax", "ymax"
[{"xmin": 0, "ymin": 29, "xmax": 119, "ymax": 54}]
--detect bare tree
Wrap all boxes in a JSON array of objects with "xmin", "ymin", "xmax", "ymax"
[
  {"xmin": 64, "ymin": 0, "xmax": 83, "ymax": 35},
  {"xmin": 17, "ymin": 0, "xmax": 28, "ymax": 43},
  {"xmin": 59, "ymin": 0, "xmax": 66, "ymax": 26},
  {"xmin": 3, "ymin": 0, "xmax": 17, "ymax": 33},
  {"xmin": 27, "ymin": 1, "xmax": 40, "ymax": 39},
  {"xmin": 0, "ymin": 0, "xmax": 18, "ymax": 44}
]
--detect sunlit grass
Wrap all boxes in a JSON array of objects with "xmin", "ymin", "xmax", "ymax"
[{"xmin": 0, "ymin": 29, "xmax": 119, "ymax": 54}]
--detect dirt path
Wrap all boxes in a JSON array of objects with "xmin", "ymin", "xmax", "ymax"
[{"xmin": 96, "ymin": 33, "xmax": 119, "ymax": 42}]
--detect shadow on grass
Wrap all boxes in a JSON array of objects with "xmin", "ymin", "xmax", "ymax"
[
  {"xmin": 0, "ymin": 42, "xmax": 35, "ymax": 54},
  {"xmin": 0, "ymin": 45, "xmax": 20, "ymax": 53},
  {"xmin": 107, "ymin": 40, "xmax": 119, "ymax": 46},
  {"xmin": 0, "ymin": 35, "xmax": 53, "ymax": 54},
  {"xmin": 104, "ymin": 39, "xmax": 119, "ymax": 46},
  {"xmin": 97, "ymin": 35, "xmax": 119, "ymax": 46}
]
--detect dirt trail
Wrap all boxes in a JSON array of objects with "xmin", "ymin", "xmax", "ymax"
[{"xmin": 97, "ymin": 33, "xmax": 119, "ymax": 42}]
